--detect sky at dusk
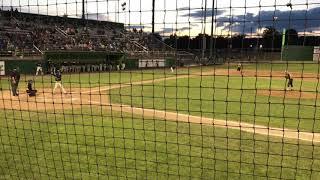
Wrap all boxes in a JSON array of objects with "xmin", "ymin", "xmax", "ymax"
[{"xmin": 1, "ymin": 0, "xmax": 320, "ymax": 36}]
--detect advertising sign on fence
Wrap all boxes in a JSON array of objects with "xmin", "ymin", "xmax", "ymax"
[
  {"xmin": 0, "ymin": 61, "xmax": 5, "ymax": 75},
  {"xmin": 139, "ymin": 59, "xmax": 165, "ymax": 68},
  {"xmin": 314, "ymin": 47, "xmax": 320, "ymax": 62}
]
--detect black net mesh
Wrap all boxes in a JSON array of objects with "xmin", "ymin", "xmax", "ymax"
[{"xmin": 0, "ymin": 0, "xmax": 320, "ymax": 179}]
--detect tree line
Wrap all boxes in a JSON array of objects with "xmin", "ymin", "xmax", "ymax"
[{"xmin": 162, "ymin": 27, "xmax": 320, "ymax": 51}]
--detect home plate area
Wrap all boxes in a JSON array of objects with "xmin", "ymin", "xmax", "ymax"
[{"xmin": 35, "ymin": 95, "xmax": 79, "ymax": 103}]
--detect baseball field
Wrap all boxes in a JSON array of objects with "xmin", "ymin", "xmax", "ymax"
[{"xmin": 0, "ymin": 62, "xmax": 319, "ymax": 179}]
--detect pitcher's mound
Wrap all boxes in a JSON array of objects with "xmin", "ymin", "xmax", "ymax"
[{"xmin": 257, "ymin": 89, "xmax": 319, "ymax": 99}]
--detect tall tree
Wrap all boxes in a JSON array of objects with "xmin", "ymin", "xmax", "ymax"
[
  {"xmin": 152, "ymin": 33, "xmax": 162, "ymax": 41},
  {"xmin": 262, "ymin": 27, "xmax": 281, "ymax": 50},
  {"xmin": 164, "ymin": 34, "xmax": 177, "ymax": 48},
  {"xmin": 285, "ymin": 29, "xmax": 298, "ymax": 45},
  {"xmin": 231, "ymin": 34, "xmax": 246, "ymax": 49}
]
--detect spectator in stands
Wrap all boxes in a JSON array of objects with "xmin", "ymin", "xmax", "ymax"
[{"xmin": 0, "ymin": 10, "xmax": 162, "ymax": 57}]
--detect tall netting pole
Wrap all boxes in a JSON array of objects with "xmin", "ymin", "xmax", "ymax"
[
  {"xmin": 82, "ymin": 0, "xmax": 85, "ymax": 20},
  {"xmin": 152, "ymin": 0, "xmax": 155, "ymax": 34}
]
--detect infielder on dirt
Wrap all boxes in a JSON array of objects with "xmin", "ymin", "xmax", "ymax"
[
  {"xmin": 285, "ymin": 71, "xmax": 293, "ymax": 90},
  {"xmin": 52, "ymin": 69, "xmax": 67, "ymax": 94},
  {"xmin": 237, "ymin": 63, "xmax": 243, "ymax": 72}
]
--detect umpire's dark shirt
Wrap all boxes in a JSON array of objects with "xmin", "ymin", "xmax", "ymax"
[
  {"xmin": 10, "ymin": 71, "xmax": 20, "ymax": 83},
  {"xmin": 285, "ymin": 73, "xmax": 292, "ymax": 80}
]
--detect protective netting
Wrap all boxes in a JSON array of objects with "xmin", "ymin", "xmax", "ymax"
[{"xmin": 0, "ymin": 0, "xmax": 320, "ymax": 179}]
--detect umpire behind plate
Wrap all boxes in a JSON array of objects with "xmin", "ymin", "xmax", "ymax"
[{"xmin": 26, "ymin": 80, "xmax": 37, "ymax": 97}]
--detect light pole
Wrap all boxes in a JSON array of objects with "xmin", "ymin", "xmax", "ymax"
[
  {"xmin": 202, "ymin": 0, "xmax": 208, "ymax": 60},
  {"xmin": 209, "ymin": 0, "xmax": 215, "ymax": 59},
  {"xmin": 280, "ymin": 3, "xmax": 293, "ymax": 61},
  {"xmin": 121, "ymin": 2, "xmax": 126, "ymax": 27},
  {"xmin": 152, "ymin": 0, "xmax": 155, "ymax": 34},
  {"xmin": 82, "ymin": 0, "xmax": 85, "ymax": 20},
  {"xmin": 273, "ymin": 16, "xmax": 285, "ymax": 61}
]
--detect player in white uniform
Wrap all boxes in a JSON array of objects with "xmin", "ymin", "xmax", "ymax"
[
  {"xmin": 35, "ymin": 62, "xmax": 43, "ymax": 76},
  {"xmin": 237, "ymin": 63, "xmax": 243, "ymax": 72}
]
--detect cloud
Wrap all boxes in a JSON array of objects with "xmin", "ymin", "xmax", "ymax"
[
  {"xmin": 126, "ymin": 25, "xmax": 151, "ymax": 29},
  {"xmin": 215, "ymin": 7, "xmax": 320, "ymax": 33},
  {"xmin": 178, "ymin": 7, "xmax": 191, "ymax": 11},
  {"xmin": 179, "ymin": 27, "xmax": 191, "ymax": 31},
  {"xmin": 86, "ymin": 13, "xmax": 111, "ymax": 21},
  {"xmin": 157, "ymin": 28, "xmax": 175, "ymax": 34},
  {"xmin": 182, "ymin": 9, "xmax": 226, "ymax": 19},
  {"xmin": 157, "ymin": 27, "xmax": 191, "ymax": 34}
]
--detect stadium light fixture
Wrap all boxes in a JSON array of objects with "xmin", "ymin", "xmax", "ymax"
[
  {"xmin": 121, "ymin": 2, "xmax": 126, "ymax": 11},
  {"xmin": 122, "ymin": 2, "xmax": 127, "ymax": 26}
]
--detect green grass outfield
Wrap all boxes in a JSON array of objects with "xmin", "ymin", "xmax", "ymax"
[{"xmin": 1, "ymin": 63, "xmax": 320, "ymax": 179}]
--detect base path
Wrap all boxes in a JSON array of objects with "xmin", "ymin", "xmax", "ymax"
[{"xmin": 89, "ymin": 101, "xmax": 320, "ymax": 143}]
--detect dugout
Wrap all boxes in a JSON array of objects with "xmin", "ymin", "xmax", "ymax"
[
  {"xmin": 44, "ymin": 51, "xmax": 126, "ymax": 71},
  {"xmin": 0, "ymin": 59, "xmax": 42, "ymax": 75},
  {"xmin": 0, "ymin": 52, "xmax": 127, "ymax": 75},
  {"xmin": 121, "ymin": 56, "xmax": 139, "ymax": 69}
]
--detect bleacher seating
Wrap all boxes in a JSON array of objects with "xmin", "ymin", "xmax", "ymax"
[{"xmin": 0, "ymin": 9, "xmax": 172, "ymax": 57}]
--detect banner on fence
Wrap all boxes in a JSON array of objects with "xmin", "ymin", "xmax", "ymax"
[
  {"xmin": 314, "ymin": 47, "xmax": 320, "ymax": 62},
  {"xmin": 0, "ymin": 61, "xmax": 5, "ymax": 75},
  {"xmin": 139, "ymin": 59, "xmax": 165, "ymax": 68}
]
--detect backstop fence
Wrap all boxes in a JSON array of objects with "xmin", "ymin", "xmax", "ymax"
[{"xmin": 0, "ymin": 0, "xmax": 320, "ymax": 179}]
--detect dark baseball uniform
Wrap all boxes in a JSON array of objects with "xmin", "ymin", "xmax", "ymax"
[
  {"xmin": 10, "ymin": 69, "xmax": 20, "ymax": 96},
  {"xmin": 285, "ymin": 73, "xmax": 293, "ymax": 88}
]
